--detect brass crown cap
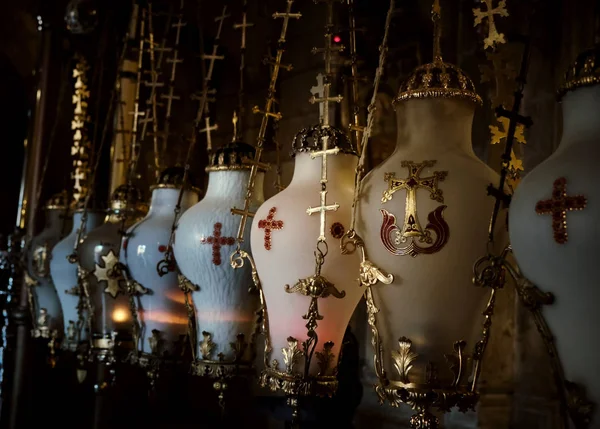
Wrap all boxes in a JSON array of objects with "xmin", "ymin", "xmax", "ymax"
[
  {"xmin": 150, "ymin": 166, "xmax": 201, "ymax": 194},
  {"xmin": 205, "ymin": 141, "xmax": 265, "ymax": 173},
  {"xmin": 291, "ymin": 124, "xmax": 358, "ymax": 157},
  {"xmin": 394, "ymin": 58, "xmax": 482, "ymax": 106},
  {"xmin": 109, "ymin": 184, "xmax": 147, "ymax": 213},
  {"xmin": 558, "ymin": 45, "xmax": 600, "ymax": 99},
  {"xmin": 44, "ymin": 190, "xmax": 69, "ymax": 210}
]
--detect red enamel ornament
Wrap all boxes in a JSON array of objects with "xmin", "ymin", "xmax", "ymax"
[
  {"xmin": 200, "ymin": 222, "xmax": 235, "ymax": 265},
  {"xmin": 258, "ymin": 207, "xmax": 284, "ymax": 250},
  {"xmin": 535, "ymin": 177, "xmax": 587, "ymax": 244}
]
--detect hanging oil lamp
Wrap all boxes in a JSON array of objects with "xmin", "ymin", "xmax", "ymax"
[
  {"xmin": 509, "ymin": 45, "xmax": 600, "ymax": 427},
  {"xmin": 172, "ymin": 4, "xmax": 267, "ymax": 391},
  {"xmin": 77, "ymin": 185, "xmax": 147, "ymax": 358},
  {"xmin": 121, "ymin": 167, "xmax": 199, "ymax": 361},
  {"xmin": 28, "ymin": 191, "xmax": 71, "ymax": 339},
  {"xmin": 50, "ymin": 203, "xmax": 104, "ymax": 349},
  {"xmin": 355, "ymin": 1, "xmax": 506, "ymax": 425},
  {"xmin": 250, "ymin": 0, "xmax": 361, "ymax": 410}
]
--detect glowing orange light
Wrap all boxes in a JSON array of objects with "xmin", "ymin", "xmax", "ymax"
[
  {"xmin": 197, "ymin": 310, "xmax": 253, "ymax": 323},
  {"xmin": 112, "ymin": 307, "xmax": 130, "ymax": 323},
  {"xmin": 164, "ymin": 289, "xmax": 187, "ymax": 305},
  {"xmin": 333, "ymin": 35, "xmax": 341, "ymax": 43},
  {"xmin": 141, "ymin": 311, "xmax": 188, "ymax": 325}
]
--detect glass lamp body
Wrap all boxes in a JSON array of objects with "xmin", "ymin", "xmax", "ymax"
[
  {"xmin": 28, "ymin": 208, "xmax": 71, "ymax": 335},
  {"xmin": 509, "ymin": 84, "xmax": 600, "ymax": 427},
  {"xmin": 121, "ymin": 187, "xmax": 198, "ymax": 354},
  {"xmin": 78, "ymin": 212, "xmax": 144, "ymax": 338},
  {"xmin": 50, "ymin": 210, "xmax": 104, "ymax": 340},
  {"xmin": 251, "ymin": 152, "xmax": 361, "ymax": 375},
  {"xmin": 356, "ymin": 98, "xmax": 502, "ymax": 386},
  {"xmin": 173, "ymin": 170, "xmax": 264, "ymax": 359}
]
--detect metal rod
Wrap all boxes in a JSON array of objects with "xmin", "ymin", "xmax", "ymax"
[{"xmin": 9, "ymin": 20, "xmax": 53, "ymax": 429}]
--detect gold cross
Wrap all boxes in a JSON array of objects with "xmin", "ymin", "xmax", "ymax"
[
  {"xmin": 382, "ymin": 160, "xmax": 447, "ymax": 238},
  {"xmin": 199, "ymin": 117, "xmax": 218, "ymax": 150},
  {"xmin": 272, "ymin": 1, "xmax": 302, "ymax": 44},
  {"xmin": 307, "ymin": 190, "xmax": 340, "ymax": 242},
  {"xmin": 234, "ymin": 2, "xmax": 254, "ymax": 50},
  {"xmin": 252, "ymin": 105, "xmax": 282, "ymax": 121}
]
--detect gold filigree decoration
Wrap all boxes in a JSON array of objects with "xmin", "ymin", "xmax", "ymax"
[
  {"xmin": 200, "ymin": 331, "xmax": 216, "ymax": 360},
  {"xmin": 31, "ymin": 308, "xmax": 51, "ymax": 339},
  {"xmin": 391, "ymin": 336, "xmax": 418, "ymax": 383},
  {"xmin": 473, "ymin": 0, "xmax": 509, "ymax": 50},
  {"xmin": 93, "ymin": 250, "xmax": 124, "ymax": 298},
  {"xmin": 178, "ymin": 274, "xmax": 199, "ymax": 359},
  {"xmin": 71, "ymin": 54, "xmax": 91, "ymax": 204},
  {"xmin": 315, "ymin": 341, "xmax": 334, "ymax": 376},
  {"xmin": 490, "ymin": 116, "xmax": 526, "ymax": 190},
  {"xmin": 282, "ymin": 336, "xmax": 304, "ymax": 375}
]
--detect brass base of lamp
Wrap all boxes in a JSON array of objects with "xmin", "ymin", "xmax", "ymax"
[
  {"xmin": 375, "ymin": 383, "xmax": 479, "ymax": 429},
  {"xmin": 259, "ymin": 367, "xmax": 338, "ymax": 398}
]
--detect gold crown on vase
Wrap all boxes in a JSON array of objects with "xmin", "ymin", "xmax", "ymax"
[
  {"xmin": 291, "ymin": 124, "xmax": 358, "ymax": 156},
  {"xmin": 44, "ymin": 190, "xmax": 69, "ymax": 210},
  {"xmin": 558, "ymin": 44, "xmax": 600, "ymax": 99},
  {"xmin": 150, "ymin": 166, "xmax": 201, "ymax": 195},
  {"xmin": 109, "ymin": 184, "xmax": 148, "ymax": 214},
  {"xmin": 205, "ymin": 140, "xmax": 267, "ymax": 172},
  {"xmin": 394, "ymin": 58, "xmax": 483, "ymax": 106}
]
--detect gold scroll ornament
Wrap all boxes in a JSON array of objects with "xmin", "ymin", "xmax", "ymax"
[{"xmin": 380, "ymin": 160, "xmax": 449, "ymax": 257}]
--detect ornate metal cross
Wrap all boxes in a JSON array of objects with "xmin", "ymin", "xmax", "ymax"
[
  {"xmin": 382, "ymin": 160, "xmax": 447, "ymax": 238},
  {"xmin": 535, "ymin": 177, "xmax": 587, "ymax": 244},
  {"xmin": 473, "ymin": 0, "xmax": 509, "ymax": 50},
  {"xmin": 272, "ymin": 1, "xmax": 302, "ymax": 44}
]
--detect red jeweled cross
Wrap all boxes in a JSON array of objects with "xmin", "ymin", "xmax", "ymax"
[
  {"xmin": 535, "ymin": 177, "xmax": 587, "ymax": 244},
  {"xmin": 201, "ymin": 222, "xmax": 235, "ymax": 265},
  {"xmin": 258, "ymin": 207, "xmax": 284, "ymax": 250}
]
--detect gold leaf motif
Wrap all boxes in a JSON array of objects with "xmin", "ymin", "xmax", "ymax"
[
  {"xmin": 282, "ymin": 336, "xmax": 304, "ymax": 375},
  {"xmin": 391, "ymin": 337, "xmax": 418, "ymax": 383},
  {"xmin": 359, "ymin": 260, "xmax": 393, "ymax": 287},
  {"xmin": 199, "ymin": 331, "xmax": 216, "ymax": 360},
  {"xmin": 315, "ymin": 341, "xmax": 335, "ymax": 376}
]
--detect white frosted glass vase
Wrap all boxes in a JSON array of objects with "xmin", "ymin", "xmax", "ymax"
[
  {"xmin": 173, "ymin": 142, "xmax": 263, "ymax": 362},
  {"xmin": 251, "ymin": 125, "xmax": 361, "ymax": 381},
  {"xmin": 356, "ymin": 59, "xmax": 504, "ymax": 391},
  {"xmin": 51, "ymin": 209, "xmax": 104, "ymax": 344},
  {"xmin": 509, "ymin": 47, "xmax": 600, "ymax": 428},
  {"xmin": 121, "ymin": 168, "xmax": 199, "ymax": 356}
]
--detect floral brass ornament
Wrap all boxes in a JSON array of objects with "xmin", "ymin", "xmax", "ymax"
[
  {"xmin": 93, "ymin": 250, "xmax": 125, "ymax": 298},
  {"xmin": 330, "ymin": 222, "xmax": 345, "ymax": 239},
  {"xmin": 258, "ymin": 207, "xmax": 284, "ymax": 250},
  {"xmin": 392, "ymin": 336, "xmax": 418, "ymax": 383},
  {"xmin": 473, "ymin": 0, "xmax": 509, "ymax": 50},
  {"xmin": 32, "ymin": 242, "xmax": 49, "ymax": 277},
  {"xmin": 380, "ymin": 160, "xmax": 449, "ymax": 257},
  {"xmin": 283, "ymin": 336, "xmax": 304, "ymax": 374},
  {"xmin": 315, "ymin": 341, "xmax": 334, "ymax": 376},
  {"xmin": 535, "ymin": 177, "xmax": 587, "ymax": 244},
  {"xmin": 200, "ymin": 331, "xmax": 216, "ymax": 360}
]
